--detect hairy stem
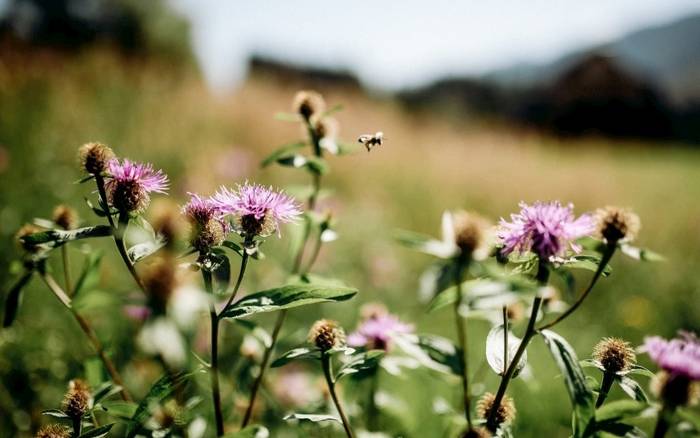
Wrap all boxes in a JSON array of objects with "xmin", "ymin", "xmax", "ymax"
[
  {"xmin": 322, "ymin": 353, "xmax": 355, "ymax": 438},
  {"xmin": 243, "ymin": 115, "xmax": 325, "ymax": 425},
  {"xmin": 204, "ymin": 270, "xmax": 224, "ymax": 437},
  {"xmin": 538, "ymin": 242, "xmax": 616, "ymax": 331},
  {"xmin": 40, "ymin": 273, "xmax": 132, "ymax": 401},
  {"xmin": 487, "ymin": 263, "xmax": 549, "ymax": 432},
  {"xmin": 220, "ymin": 251, "xmax": 249, "ymax": 316},
  {"xmin": 61, "ymin": 245, "xmax": 72, "ymax": 294},
  {"xmin": 453, "ymin": 260, "xmax": 472, "ymax": 428},
  {"xmin": 596, "ymin": 371, "xmax": 615, "ymax": 408}
]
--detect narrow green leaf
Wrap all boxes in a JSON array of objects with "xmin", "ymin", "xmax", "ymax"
[
  {"xmin": 126, "ymin": 371, "xmax": 189, "ymax": 437},
  {"xmin": 261, "ymin": 141, "xmax": 307, "ymax": 167},
  {"xmin": 3, "ymin": 271, "xmax": 33, "ymax": 327},
  {"xmin": 21, "ymin": 225, "xmax": 112, "ymax": 249},
  {"xmin": 540, "ymin": 330, "xmax": 595, "ymax": 437},
  {"xmin": 336, "ymin": 350, "xmax": 384, "ymax": 381},
  {"xmin": 79, "ymin": 423, "xmax": 115, "ymax": 438},
  {"xmin": 283, "ymin": 413, "xmax": 341, "ymax": 423},
  {"xmin": 595, "ymin": 400, "xmax": 648, "ymax": 423},
  {"xmin": 616, "ymin": 376, "xmax": 649, "ymax": 402},
  {"xmin": 485, "ymin": 324, "xmax": 527, "ymax": 377},
  {"xmin": 76, "ymin": 174, "xmax": 96, "ymax": 184},
  {"xmin": 42, "ymin": 409, "xmax": 69, "ymax": 418},
  {"xmin": 623, "ymin": 364, "xmax": 655, "ymax": 379},
  {"xmin": 100, "ymin": 401, "xmax": 137, "ymax": 419},
  {"xmin": 220, "ymin": 284, "xmax": 357, "ymax": 319},
  {"xmin": 271, "ymin": 347, "xmax": 320, "ymax": 368},
  {"xmin": 72, "ymin": 252, "xmax": 102, "ymax": 297},
  {"xmin": 91, "ymin": 382, "xmax": 121, "ymax": 406},
  {"xmin": 620, "ymin": 244, "xmax": 664, "ymax": 262}
]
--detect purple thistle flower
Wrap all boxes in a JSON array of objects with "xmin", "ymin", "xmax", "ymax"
[
  {"xmin": 182, "ymin": 193, "xmax": 229, "ymax": 252},
  {"xmin": 498, "ymin": 201, "xmax": 594, "ymax": 260},
  {"xmin": 213, "ymin": 183, "xmax": 301, "ymax": 238},
  {"xmin": 641, "ymin": 332, "xmax": 700, "ymax": 381},
  {"xmin": 106, "ymin": 159, "xmax": 169, "ymax": 213},
  {"xmin": 348, "ymin": 312, "xmax": 413, "ymax": 352}
]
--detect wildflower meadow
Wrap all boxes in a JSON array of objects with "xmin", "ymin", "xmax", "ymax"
[{"xmin": 2, "ymin": 81, "xmax": 699, "ymax": 438}]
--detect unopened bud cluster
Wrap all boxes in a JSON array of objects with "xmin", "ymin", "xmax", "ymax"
[
  {"xmin": 595, "ymin": 206, "xmax": 640, "ymax": 244},
  {"xmin": 593, "ymin": 337, "xmax": 636, "ymax": 374},
  {"xmin": 78, "ymin": 142, "xmax": 114, "ymax": 175},
  {"xmin": 62, "ymin": 379, "xmax": 91, "ymax": 419},
  {"xmin": 477, "ymin": 392, "xmax": 516, "ymax": 426},
  {"xmin": 309, "ymin": 319, "xmax": 345, "ymax": 352}
]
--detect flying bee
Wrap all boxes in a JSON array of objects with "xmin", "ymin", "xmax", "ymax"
[{"xmin": 358, "ymin": 131, "xmax": 384, "ymax": 152}]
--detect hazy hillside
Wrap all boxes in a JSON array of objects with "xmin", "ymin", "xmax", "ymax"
[{"xmin": 487, "ymin": 14, "xmax": 700, "ymax": 103}]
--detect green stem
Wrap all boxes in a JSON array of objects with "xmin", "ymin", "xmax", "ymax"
[
  {"xmin": 72, "ymin": 416, "xmax": 82, "ymax": 437},
  {"xmin": 596, "ymin": 371, "xmax": 615, "ymax": 408},
  {"xmin": 241, "ymin": 309, "xmax": 287, "ymax": 427},
  {"xmin": 653, "ymin": 404, "xmax": 674, "ymax": 438},
  {"xmin": 40, "ymin": 272, "xmax": 131, "ymax": 402},
  {"xmin": 220, "ymin": 251, "xmax": 249, "ymax": 316},
  {"xmin": 503, "ymin": 305, "xmax": 509, "ymax": 376},
  {"xmin": 453, "ymin": 260, "xmax": 472, "ymax": 428},
  {"xmin": 204, "ymin": 270, "xmax": 224, "ymax": 437},
  {"xmin": 61, "ymin": 245, "xmax": 72, "ymax": 295},
  {"xmin": 367, "ymin": 372, "xmax": 379, "ymax": 431},
  {"xmin": 243, "ymin": 116, "xmax": 325, "ymax": 425},
  {"xmin": 538, "ymin": 242, "xmax": 616, "ymax": 331},
  {"xmin": 487, "ymin": 263, "xmax": 549, "ymax": 432},
  {"xmin": 322, "ymin": 353, "xmax": 355, "ymax": 438}
]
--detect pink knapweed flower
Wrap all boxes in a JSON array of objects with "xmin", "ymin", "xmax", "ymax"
[
  {"xmin": 348, "ymin": 311, "xmax": 413, "ymax": 351},
  {"xmin": 498, "ymin": 201, "xmax": 594, "ymax": 260},
  {"xmin": 213, "ymin": 183, "xmax": 301, "ymax": 238},
  {"xmin": 641, "ymin": 332, "xmax": 700, "ymax": 381},
  {"xmin": 106, "ymin": 159, "xmax": 169, "ymax": 213},
  {"xmin": 182, "ymin": 193, "xmax": 229, "ymax": 252}
]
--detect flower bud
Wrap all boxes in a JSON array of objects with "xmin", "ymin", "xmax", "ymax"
[
  {"xmin": 16, "ymin": 223, "xmax": 42, "ymax": 253},
  {"xmin": 461, "ymin": 427, "xmax": 492, "ymax": 438},
  {"xmin": 311, "ymin": 114, "xmax": 338, "ymax": 140},
  {"xmin": 593, "ymin": 337, "xmax": 636, "ymax": 374},
  {"xmin": 308, "ymin": 319, "xmax": 345, "ymax": 352},
  {"xmin": 150, "ymin": 200, "xmax": 188, "ymax": 250},
  {"xmin": 52, "ymin": 205, "xmax": 79, "ymax": 230},
  {"xmin": 595, "ymin": 206, "xmax": 640, "ymax": 244},
  {"xmin": 62, "ymin": 379, "xmax": 90, "ymax": 419},
  {"xmin": 293, "ymin": 90, "xmax": 325, "ymax": 120},
  {"xmin": 35, "ymin": 424, "xmax": 71, "ymax": 438},
  {"xmin": 452, "ymin": 211, "xmax": 491, "ymax": 258},
  {"xmin": 78, "ymin": 142, "xmax": 114, "ymax": 175},
  {"xmin": 651, "ymin": 371, "xmax": 700, "ymax": 408},
  {"xmin": 143, "ymin": 257, "xmax": 179, "ymax": 315},
  {"xmin": 476, "ymin": 392, "xmax": 516, "ymax": 426}
]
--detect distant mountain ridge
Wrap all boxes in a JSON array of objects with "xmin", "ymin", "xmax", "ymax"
[{"xmin": 485, "ymin": 14, "xmax": 700, "ymax": 103}]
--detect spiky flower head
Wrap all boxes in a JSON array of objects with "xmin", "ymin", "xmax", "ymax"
[
  {"xmin": 293, "ymin": 90, "xmax": 325, "ymax": 120},
  {"xmin": 348, "ymin": 311, "xmax": 413, "ymax": 351},
  {"xmin": 213, "ymin": 183, "xmax": 301, "ymax": 239},
  {"xmin": 62, "ymin": 379, "xmax": 90, "ymax": 419},
  {"xmin": 452, "ymin": 210, "xmax": 492, "ymax": 259},
  {"xmin": 498, "ymin": 201, "xmax": 594, "ymax": 260},
  {"xmin": 309, "ymin": 319, "xmax": 345, "ymax": 352},
  {"xmin": 642, "ymin": 332, "xmax": 700, "ymax": 407},
  {"xmin": 461, "ymin": 427, "xmax": 492, "ymax": 438},
  {"xmin": 105, "ymin": 159, "xmax": 169, "ymax": 213},
  {"xmin": 78, "ymin": 142, "xmax": 115, "ymax": 175},
  {"xmin": 642, "ymin": 332, "xmax": 700, "ymax": 381},
  {"xmin": 35, "ymin": 424, "xmax": 71, "ymax": 438},
  {"xmin": 476, "ymin": 392, "xmax": 516, "ymax": 426},
  {"xmin": 52, "ymin": 205, "xmax": 79, "ymax": 230},
  {"xmin": 182, "ymin": 193, "xmax": 228, "ymax": 252},
  {"xmin": 16, "ymin": 223, "xmax": 42, "ymax": 252},
  {"xmin": 594, "ymin": 206, "xmax": 640, "ymax": 244},
  {"xmin": 593, "ymin": 337, "xmax": 636, "ymax": 374}
]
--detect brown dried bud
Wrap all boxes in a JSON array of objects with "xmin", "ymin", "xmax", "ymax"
[
  {"xmin": 52, "ymin": 205, "xmax": 79, "ymax": 230},
  {"xmin": 595, "ymin": 206, "xmax": 640, "ymax": 244},
  {"xmin": 16, "ymin": 223, "xmax": 42, "ymax": 252},
  {"xmin": 35, "ymin": 424, "xmax": 71, "ymax": 438},
  {"xmin": 62, "ymin": 379, "xmax": 90, "ymax": 419},
  {"xmin": 143, "ymin": 257, "xmax": 179, "ymax": 314},
  {"xmin": 593, "ymin": 337, "xmax": 636, "ymax": 374},
  {"xmin": 461, "ymin": 427, "xmax": 492, "ymax": 438},
  {"xmin": 311, "ymin": 115, "xmax": 338, "ymax": 140},
  {"xmin": 192, "ymin": 218, "xmax": 226, "ymax": 253},
  {"xmin": 309, "ymin": 319, "xmax": 345, "ymax": 352},
  {"xmin": 293, "ymin": 90, "xmax": 325, "ymax": 120},
  {"xmin": 476, "ymin": 392, "xmax": 516, "ymax": 426},
  {"xmin": 78, "ymin": 142, "xmax": 114, "ymax": 175},
  {"xmin": 150, "ymin": 200, "xmax": 188, "ymax": 250},
  {"xmin": 108, "ymin": 179, "xmax": 149, "ymax": 213},
  {"xmin": 452, "ymin": 211, "xmax": 491, "ymax": 258}
]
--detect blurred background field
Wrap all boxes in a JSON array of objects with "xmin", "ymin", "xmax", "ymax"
[{"xmin": 1, "ymin": 1, "xmax": 700, "ymax": 436}]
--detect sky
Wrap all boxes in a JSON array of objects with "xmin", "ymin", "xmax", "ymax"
[{"xmin": 170, "ymin": 1, "xmax": 700, "ymax": 92}]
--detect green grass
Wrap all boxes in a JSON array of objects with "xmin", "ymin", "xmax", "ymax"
[{"xmin": 1, "ymin": 50, "xmax": 699, "ymax": 437}]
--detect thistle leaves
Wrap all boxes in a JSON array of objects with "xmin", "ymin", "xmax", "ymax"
[
  {"xmin": 2, "ymin": 271, "xmax": 33, "ymax": 327},
  {"xmin": 485, "ymin": 324, "xmax": 527, "ymax": 377},
  {"xmin": 20, "ymin": 225, "xmax": 112, "ymax": 248},
  {"xmin": 125, "ymin": 371, "xmax": 190, "ymax": 438},
  {"xmin": 540, "ymin": 330, "xmax": 595, "ymax": 437},
  {"xmin": 219, "ymin": 284, "xmax": 357, "ymax": 319}
]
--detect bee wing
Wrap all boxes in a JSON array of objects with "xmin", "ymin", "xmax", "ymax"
[{"xmin": 357, "ymin": 134, "xmax": 371, "ymax": 143}]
